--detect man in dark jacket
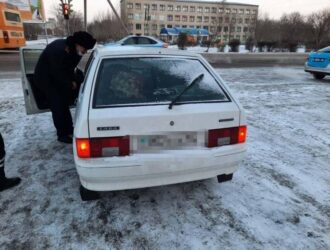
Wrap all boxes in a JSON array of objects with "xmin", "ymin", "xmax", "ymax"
[
  {"xmin": 0, "ymin": 132, "xmax": 21, "ymax": 192},
  {"xmin": 34, "ymin": 31, "xmax": 96, "ymax": 143}
]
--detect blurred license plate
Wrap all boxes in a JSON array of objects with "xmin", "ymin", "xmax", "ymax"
[
  {"xmin": 137, "ymin": 132, "xmax": 198, "ymax": 151},
  {"xmin": 314, "ymin": 58, "xmax": 324, "ymax": 62}
]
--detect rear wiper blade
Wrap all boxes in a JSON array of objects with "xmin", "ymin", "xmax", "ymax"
[{"xmin": 168, "ymin": 73, "xmax": 204, "ymax": 110}]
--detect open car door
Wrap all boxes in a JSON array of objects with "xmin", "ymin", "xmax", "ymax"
[
  {"xmin": 20, "ymin": 46, "xmax": 48, "ymax": 115},
  {"xmin": 20, "ymin": 46, "xmax": 88, "ymax": 115}
]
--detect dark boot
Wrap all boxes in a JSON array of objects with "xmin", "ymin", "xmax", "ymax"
[
  {"xmin": 57, "ymin": 135, "xmax": 73, "ymax": 144},
  {"xmin": 0, "ymin": 167, "xmax": 21, "ymax": 192}
]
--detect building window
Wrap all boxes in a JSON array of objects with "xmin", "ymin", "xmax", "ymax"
[
  {"xmin": 205, "ymin": 7, "xmax": 210, "ymax": 13},
  {"xmin": 243, "ymin": 27, "xmax": 248, "ymax": 32},
  {"xmin": 127, "ymin": 3, "xmax": 133, "ymax": 9},
  {"xmin": 237, "ymin": 26, "xmax": 242, "ymax": 32},
  {"xmin": 136, "ymin": 23, "xmax": 141, "ymax": 30},
  {"xmin": 224, "ymin": 26, "xmax": 228, "ymax": 32},
  {"xmin": 168, "ymin": 5, "xmax": 173, "ymax": 11},
  {"xmin": 183, "ymin": 6, "xmax": 188, "ymax": 12},
  {"xmin": 217, "ymin": 26, "xmax": 222, "ymax": 32},
  {"xmin": 232, "ymin": 18, "xmax": 236, "ymax": 23},
  {"xmin": 190, "ymin": 6, "xmax": 195, "ymax": 12},
  {"xmin": 196, "ymin": 25, "xmax": 201, "ymax": 29},
  {"xmin": 245, "ymin": 18, "xmax": 250, "ymax": 24},
  {"xmin": 160, "ymin": 5, "xmax": 165, "ymax": 11},
  {"xmin": 150, "ymin": 15, "xmax": 156, "ymax": 20},
  {"xmin": 135, "ymin": 3, "xmax": 141, "ymax": 10},
  {"xmin": 159, "ymin": 15, "xmax": 165, "ymax": 21},
  {"xmin": 144, "ymin": 23, "xmax": 149, "ymax": 29},
  {"xmin": 167, "ymin": 24, "xmax": 172, "ymax": 28},
  {"xmin": 197, "ymin": 16, "xmax": 202, "ymax": 23},
  {"xmin": 225, "ymin": 17, "xmax": 229, "ymax": 23},
  {"xmin": 232, "ymin": 9, "xmax": 237, "ymax": 14},
  {"xmin": 251, "ymin": 18, "xmax": 256, "ymax": 24},
  {"xmin": 182, "ymin": 25, "xmax": 187, "ymax": 28},
  {"xmin": 167, "ymin": 15, "xmax": 173, "ymax": 21},
  {"xmin": 239, "ymin": 9, "xmax": 244, "ymax": 14},
  {"xmin": 160, "ymin": 24, "xmax": 165, "ymax": 29},
  {"xmin": 128, "ymin": 13, "xmax": 133, "ymax": 19},
  {"xmin": 152, "ymin": 4, "xmax": 157, "ymax": 11},
  {"xmin": 239, "ymin": 18, "xmax": 243, "ymax": 24},
  {"xmin": 182, "ymin": 15, "xmax": 187, "ymax": 22},
  {"xmin": 252, "ymin": 10, "xmax": 257, "ymax": 15},
  {"xmin": 190, "ymin": 16, "xmax": 195, "ymax": 22},
  {"xmin": 203, "ymin": 26, "xmax": 209, "ymax": 30},
  {"xmin": 176, "ymin": 6, "xmax": 181, "ymax": 12},
  {"xmin": 219, "ymin": 8, "xmax": 224, "ymax": 13},
  {"xmin": 197, "ymin": 7, "xmax": 203, "ymax": 13},
  {"xmin": 211, "ymin": 7, "xmax": 216, "ymax": 13},
  {"xmin": 128, "ymin": 23, "xmax": 133, "ymax": 31},
  {"xmin": 211, "ymin": 16, "xmax": 216, "ymax": 23},
  {"xmin": 144, "ymin": 4, "xmax": 149, "ymax": 9},
  {"xmin": 175, "ymin": 15, "xmax": 180, "ymax": 22},
  {"xmin": 226, "ymin": 8, "xmax": 230, "ymax": 14},
  {"xmin": 189, "ymin": 25, "xmax": 195, "ymax": 28},
  {"xmin": 204, "ymin": 16, "xmax": 209, "ymax": 23},
  {"xmin": 219, "ymin": 17, "xmax": 223, "ymax": 23},
  {"xmin": 175, "ymin": 24, "xmax": 180, "ymax": 28},
  {"xmin": 152, "ymin": 24, "xmax": 157, "ymax": 30},
  {"xmin": 246, "ymin": 9, "xmax": 251, "ymax": 15},
  {"xmin": 134, "ymin": 13, "xmax": 142, "ymax": 20}
]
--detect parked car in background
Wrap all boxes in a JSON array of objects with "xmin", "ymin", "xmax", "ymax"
[
  {"xmin": 20, "ymin": 46, "xmax": 246, "ymax": 201},
  {"xmin": 305, "ymin": 46, "xmax": 330, "ymax": 79},
  {"xmin": 105, "ymin": 35, "xmax": 168, "ymax": 48}
]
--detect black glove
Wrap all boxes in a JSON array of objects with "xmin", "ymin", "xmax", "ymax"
[{"xmin": 74, "ymin": 68, "xmax": 85, "ymax": 84}]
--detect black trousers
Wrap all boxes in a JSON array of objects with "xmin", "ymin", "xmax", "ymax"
[
  {"xmin": 45, "ymin": 87, "xmax": 74, "ymax": 137},
  {"xmin": 0, "ymin": 133, "xmax": 5, "ymax": 167}
]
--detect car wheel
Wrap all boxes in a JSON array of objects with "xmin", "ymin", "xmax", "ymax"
[
  {"xmin": 217, "ymin": 173, "xmax": 233, "ymax": 183},
  {"xmin": 79, "ymin": 185, "xmax": 100, "ymax": 201},
  {"xmin": 313, "ymin": 73, "xmax": 325, "ymax": 80}
]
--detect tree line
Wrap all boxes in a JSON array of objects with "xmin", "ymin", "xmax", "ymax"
[{"xmin": 255, "ymin": 9, "xmax": 330, "ymax": 51}]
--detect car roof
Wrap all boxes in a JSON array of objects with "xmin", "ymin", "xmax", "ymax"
[{"xmin": 94, "ymin": 46, "xmax": 202, "ymax": 59}]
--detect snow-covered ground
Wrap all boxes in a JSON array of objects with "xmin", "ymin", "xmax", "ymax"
[{"xmin": 0, "ymin": 67, "xmax": 329, "ymax": 249}]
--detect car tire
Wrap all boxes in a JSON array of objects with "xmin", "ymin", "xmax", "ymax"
[
  {"xmin": 217, "ymin": 173, "xmax": 233, "ymax": 183},
  {"xmin": 313, "ymin": 73, "xmax": 325, "ymax": 80},
  {"xmin": 80, "ymin": 185, "xmax": 100, "ymax": 201}
]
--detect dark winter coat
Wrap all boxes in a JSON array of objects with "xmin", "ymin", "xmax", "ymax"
[{"xmin": 34, "ymin": 37, "xmax": 82, "ymax": 95}]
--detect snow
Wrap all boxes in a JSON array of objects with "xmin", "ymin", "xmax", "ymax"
[{"xmin": 0, "ymin": 67, "xmax": 329, "ymax": 249}]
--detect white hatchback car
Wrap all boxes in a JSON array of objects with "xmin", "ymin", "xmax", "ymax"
[{"xmin": 20, "ymin": 46, "xmax": 247, "ymax": 200}]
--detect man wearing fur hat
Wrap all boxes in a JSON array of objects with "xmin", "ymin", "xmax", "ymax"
[{"xmin": 34, "ymin": 31, "xmax": 96, "ymax": 144}]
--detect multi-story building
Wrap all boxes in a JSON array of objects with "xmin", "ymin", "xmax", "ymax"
[{"xmin": 120, "ymin": 0, "xmax": 258, "ymax": 42}]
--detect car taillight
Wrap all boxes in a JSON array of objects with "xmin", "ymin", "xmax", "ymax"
[
  {"xmin": 207, "ymin": 126, "xmax": 247, "ymax": 148},
  {"xmin": 76, "ymin": 137, "xmax": 130, "ymax": 158}
]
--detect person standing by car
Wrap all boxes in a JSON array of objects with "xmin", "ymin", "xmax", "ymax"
[
  {"xmin": 0, "ymin": 132, "xmax": 21, "ymax": 192},
  {"xmin": 34, "ymin": 31, "xmax": 96, "ymax": 144}
]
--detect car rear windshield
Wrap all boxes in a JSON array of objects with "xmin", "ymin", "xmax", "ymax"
[{"xmin": 93, "ymin": 57, "xmax": 229, "ymax": 107}]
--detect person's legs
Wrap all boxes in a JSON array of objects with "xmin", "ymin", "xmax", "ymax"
[
  {"xmin": 0, "ymin": 132, "xmax": 21, "ymax": 192},
  {"xmin": 46, "ymin": 89, "xmax": 73, "ymax": 142}
]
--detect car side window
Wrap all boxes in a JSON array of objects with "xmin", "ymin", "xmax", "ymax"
[
  {"xmin": 148, "ymin": 38, "xmax": 157, "ymax": 44},
  {"xmin": 137, "ymin": 37, "xmax": 152, "ymax": 44},
  {"xmin": 123, "ymin": 38, "xmax": 136, "ymax": 45},
  {"xmin": 81, "ymin": 52, "xmax": 94, "ymax": 94}
]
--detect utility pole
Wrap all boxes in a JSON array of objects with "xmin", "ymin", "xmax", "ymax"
[{"xmin": 84, "ymin": 0, "xmax": 87, "ymax": 31}]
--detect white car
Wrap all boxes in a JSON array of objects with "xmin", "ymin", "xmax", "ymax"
[{"xmin": 20, "ymin": 46, "xmax": 247, "ymax": 201}]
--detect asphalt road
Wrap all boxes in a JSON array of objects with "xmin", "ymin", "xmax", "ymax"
[{"xmin": 0, "ymin": 52, "xmax": 20, "ymax": 72}]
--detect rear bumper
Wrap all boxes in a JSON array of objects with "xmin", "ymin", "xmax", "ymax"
[
  {"xmin": 304, "ymin": 63, "xmax": 330, "ymax": 75},
  {"xmin": 74, "ymin": 144, "xmax": 246, "ymax": 191}
]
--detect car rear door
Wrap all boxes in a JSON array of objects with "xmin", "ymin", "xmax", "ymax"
[
  {"xmin": 87, "ymin": 55, "xmax": 241, "ymax": 156},
  {"xmin": 20, "ymin": 46, "xmax": 48, "ymax": 115}
]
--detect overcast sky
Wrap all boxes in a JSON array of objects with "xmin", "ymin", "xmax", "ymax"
[{"xmin": 45, "ymin": 0, "xmax": 330, "ymax": 21}]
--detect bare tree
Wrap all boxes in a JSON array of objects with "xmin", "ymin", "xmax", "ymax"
[
  {"xmin": 306, "ymin": 9, "xmax": 330, "ymax": 49},
  {"xmin": 88, "ymin": 12, "xmax": 127, "ymax": 42}
]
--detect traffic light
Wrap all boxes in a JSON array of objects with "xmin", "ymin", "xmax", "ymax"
[{"xmin": 63, "ymin": 3, "xmax": 69, "ymax": 20}]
